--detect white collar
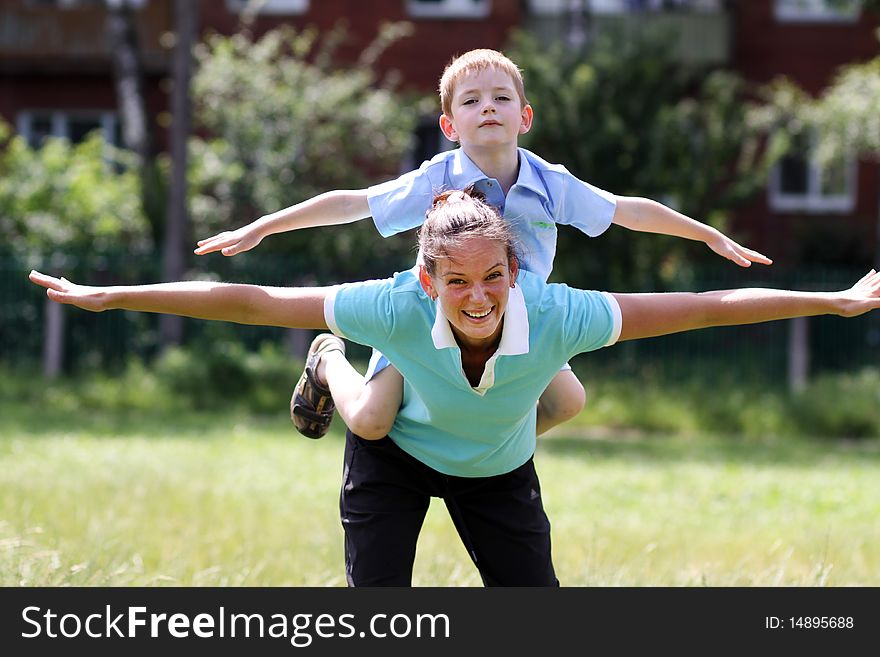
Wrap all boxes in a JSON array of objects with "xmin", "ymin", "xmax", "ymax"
[{"xmin": 430, "ymin": 281, "xmax": 529, "ymax": 356}]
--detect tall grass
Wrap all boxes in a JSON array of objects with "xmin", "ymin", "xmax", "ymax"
[{"xmin": 2, "ymin": 406, "xmax": 878, "ymax": 586}]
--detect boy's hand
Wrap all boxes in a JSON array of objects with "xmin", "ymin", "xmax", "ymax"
[
  {"xmin": 706, "ymin": 232, "xmax": 772, "ymax": 268},
  {"xmin": 195, "ymin": 225, "xmax": 264, "ymax": 257},
  {"xmin": 29, "ymin": 270, "xmax": 109, "ymax": 312}
]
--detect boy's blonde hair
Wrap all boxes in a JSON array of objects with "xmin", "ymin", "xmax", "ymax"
[{"xmin": 438, "ymin": 49, "xmax": 528, "ymax": 117}]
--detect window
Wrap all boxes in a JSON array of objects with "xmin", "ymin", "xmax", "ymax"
[
  {"xmin": 774, "ymin": 0, "xmax": 861, "ymax": 23},
  {"xmin": 225, "ymin": 0, "xmax": 309, "ymax": 15},
  {"xmin": 527, "ymin": 0, "xmax": 721, "ymax": 14},
  {"xmin": 26, "ymin": 0, "xmax": 146, "ymax": 8},
  {"xmin": 768, "ymin": 133, "xmax": 856, "ymax": 213},
  {"xmin": 406, "ymin": 0, "xmax": 491, "ymax": 19},
  {"xmin": 16, "ymin": 111, "xmax": 120, "ymax": 148}
]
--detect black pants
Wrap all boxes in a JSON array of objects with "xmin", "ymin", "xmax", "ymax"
[{"xmin": 340, "ymin": 430, "xmax": 559, "ymax": 587}]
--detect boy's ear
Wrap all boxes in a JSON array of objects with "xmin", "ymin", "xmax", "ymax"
[
  {"xmin": 419, "ymin": 265, "xmax": 437, "ymax": 299},
  {"xmin": 519, "ymin": 104, "xmax": 533, "ymax": 135},
  {"xmin": 439, "ymin": 113, "xmax": 459, "ymax": 142}
]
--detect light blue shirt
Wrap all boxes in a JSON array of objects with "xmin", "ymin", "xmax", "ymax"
[
  {"xmin": 367, "ymin": 148, "xmax": 617, "ymax": 280},
  {"xmin": 325, "ymin": 268, "xmax": 622, "ymax": 478}
]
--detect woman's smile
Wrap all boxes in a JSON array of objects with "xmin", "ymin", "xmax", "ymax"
[{"xmin": 420, "ymin": 236, "xmax": 518, "ymax": 351}]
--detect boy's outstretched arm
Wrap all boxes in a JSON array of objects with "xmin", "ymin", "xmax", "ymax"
[
  {"xmin": 195, "ymin": 189, "xmax": 371, "ymax": 257},
  {"xmin": 612, "ymin": 196, "xmax": 772, "ymax": 268}
]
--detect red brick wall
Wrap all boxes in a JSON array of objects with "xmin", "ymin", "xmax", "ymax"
[
  {"xmin": 199, "ymin": 0, "xmax": 522, "ymax": 98},
  {"xmin": 733, "ymin": 1, "xmax": 880, "ymax": 92}
]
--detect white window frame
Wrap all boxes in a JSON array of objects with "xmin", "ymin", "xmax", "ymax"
[
  {"xmin": 406, "ymin": 0, "xmax": 491, "ymax": 20},
  {"xmin": 225, "ymin": 0, "xmax": 309, "ymax": 15},
  {"xmin": 774, "ymin": 0, "xmax": 861, "ymax": 23},
  {"xmin": 26, "ymin": 0, "xmax": 147, "ymax": 8},
  {"xmin": 768, "ymin": 136, "xmax": 857, "ymax": 214},
  {"xmin": 527, "ymin": 0, "xmax": 721, "ymax": 14},
  {"xmin": 16, "ymin": 110, "xmax": 119, "ymax": 148}
]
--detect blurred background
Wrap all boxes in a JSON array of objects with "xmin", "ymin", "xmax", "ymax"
[{"xmin": 1, "ymin": 0, "xmax": 879, "ymax": 432}]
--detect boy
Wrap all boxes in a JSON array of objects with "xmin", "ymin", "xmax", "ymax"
[{"xmin": 195, "ymin": 49, "xmax": 771, "ymax": 440}]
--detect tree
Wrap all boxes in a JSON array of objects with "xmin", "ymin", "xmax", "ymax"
[
  {"xmin": 804, "ymin": 54, "xmax": 880, "ymax": 269},
  {"xmin": 105, "ymin": 0, "xmax": 165, "ymax": 245},
  {"xmin": 507, "ymin": 30, "xmax": 780, "ymax": 291},
  {"xmin": 188, "ymin": 23, "xmax": 421, "ymax": 283},
  {"xmin": 0, "ymin": 123, "xmax": 150, "ymax": 376},
  {"xmin": 160, "ymin": 0, "xmax": 199, "ymax": 346},
  {"xmin": 756, "ymin": 24, "xmax": 880, "ymax": 269}
]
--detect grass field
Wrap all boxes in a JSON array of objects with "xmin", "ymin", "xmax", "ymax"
[{"xmin": 2, "ymin": 406, "xmax": 878, "ymax": 586}]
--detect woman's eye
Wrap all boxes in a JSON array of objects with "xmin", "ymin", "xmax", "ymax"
[{"xmin": 487, "ymin": 272, "xmax": 502, "ymax": 280}]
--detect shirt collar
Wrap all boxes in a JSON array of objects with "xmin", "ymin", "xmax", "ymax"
[
  {"xmin": 511, "ymin": 149, "xmax": 550, "ymax": 202},
  {"xmin": 430, "ymin": 281, "xmax": 530, "ymax": 356},
  {"xmin": 449, "ymin": 147, "xmax": 489, "ymax": 186},
  {"xmin": 449, "ymin": 148, "xmax": 549, "ymax": 203}
]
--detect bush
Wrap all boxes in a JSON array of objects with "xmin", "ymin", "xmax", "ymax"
[
  {"xmin": 576, "ymin": 367, "xmax": 880, "ymax": 441},
  {"xmin": 2, "ymin": 360, "xmax": 877, "ymax": 440},
  {"xmin": 790, "ymin": 369, "xmax": 880, "ymax": 439},
  {"xmin": 153, "ymin": 341, "xmax": 300, "ymax": 413}
]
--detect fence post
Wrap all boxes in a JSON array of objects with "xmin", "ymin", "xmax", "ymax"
[
  {"xmin": 287, "ymin": 328, "xmax": 312, "ymax": 362},
  {"xmin": 42, "ymin": 297, "xmax": 65, "ymax": 379},
  {"xmin": 787, "ymin": 316, "xmax": 809, "ymax": 393}
]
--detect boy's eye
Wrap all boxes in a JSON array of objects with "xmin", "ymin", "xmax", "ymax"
[
  {"xmin": 462, "ymin": 98, "xmax": 478, "ymax": 105},
  {"xmin": 496, "ymin": 95, "xmax": 511, "ymax": 102}
]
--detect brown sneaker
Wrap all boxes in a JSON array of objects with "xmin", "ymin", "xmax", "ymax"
[{"xmin": 290, "ymin": 333, "xmax": 346, "ymax": 439}]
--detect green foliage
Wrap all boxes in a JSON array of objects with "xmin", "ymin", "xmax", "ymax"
[
  {"xmin": 188, "ymin": 24, "xmax": 422, "ymax": 281},
  {"xmin": 756, "ymin": 20, "xmax": 880, "ymax": 164},
  {"xmin": 0, "ymin": 121, "xmax": 151, "ymax": 262},
  {"xmin": 575, "ymin": 366, "xmax": 880, "ymax": 440},
  {"xmin": 2, "ymin": 359, "xmax": 877, "ymax": 440},
  {"xmin": 153, "ymin": 341, "xmax": 299, "ymax": 413},
  {"xmin": 810, "ymin": 57, "xmax": 880, "ymax": 163},
  {"xmin": 507, "ymin": 30, "xmax": 777, "ymax": 289},
  {"xmin": 790, "ymin": 369, "xmax": 880, "ymax": 438}
]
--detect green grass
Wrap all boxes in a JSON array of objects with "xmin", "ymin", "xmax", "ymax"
[{"xmin": 2, "ymin": 407, "xmax": 879, "ymax": 586}]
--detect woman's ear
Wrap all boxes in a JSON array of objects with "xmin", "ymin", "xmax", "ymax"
[
  {"xmin": 509, "ymin": 256, "xmax": 519, "ymax": 285},
  {"xmin": 419, "ymin": 265, "xmax": 437, "ymax": 299}
]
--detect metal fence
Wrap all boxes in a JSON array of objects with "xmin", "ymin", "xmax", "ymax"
[{"xmin": 3, "ymin": 252, "xmax": 879, "ymax": 385}]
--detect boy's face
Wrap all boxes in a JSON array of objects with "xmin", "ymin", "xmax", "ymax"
[{"xmin": 440, "ymin": 68, "xmax": 532, "ymax": 151}]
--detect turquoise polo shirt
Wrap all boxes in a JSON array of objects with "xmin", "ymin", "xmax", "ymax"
[
  {"xmin": 324, "ymin": 268, "xmax": 621, "ymax": 478},
  {"xmin": 366, "ymin": 147, "xmax": 617, "ymax": 280}
]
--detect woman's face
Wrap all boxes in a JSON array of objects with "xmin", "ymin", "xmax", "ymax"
[{"xmin": 420, "ymin": 237, "xmax": 518, "ymax": 350}]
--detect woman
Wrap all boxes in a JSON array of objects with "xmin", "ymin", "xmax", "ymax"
[{"xmin": 29, "ymin": 190, "xmax": 880, "ymax": 587}]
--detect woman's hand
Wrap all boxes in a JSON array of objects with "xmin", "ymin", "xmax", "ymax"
[
  {"xmin": 837, "ymin": 269, "xmax": 880, "ymax": 317},
  {"xmin": 28, "ymin": 271, "xmax": 111, "ymax": 312}
]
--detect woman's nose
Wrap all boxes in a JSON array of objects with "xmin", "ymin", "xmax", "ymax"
[{"xmin": 470, "ymin": 284, "xmax": 488, "ymax": 303}]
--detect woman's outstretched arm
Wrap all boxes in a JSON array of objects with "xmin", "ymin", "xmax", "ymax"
[
  {"xmin": 28, "ymin": 271, "xmax": 329, "ymax": 330},
  {"xmin": 613, "ymin": 269, "xmax": 880, "ymax": 343}
]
